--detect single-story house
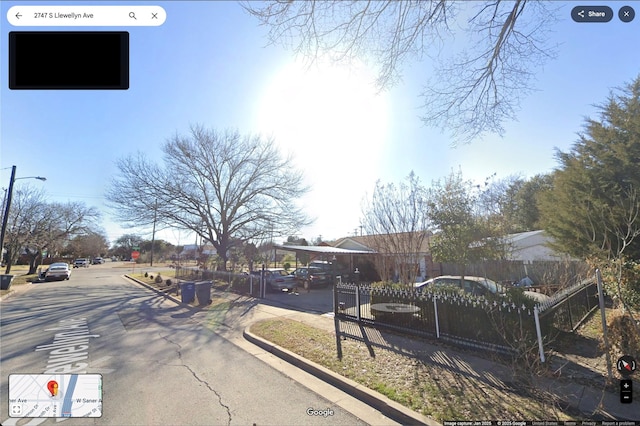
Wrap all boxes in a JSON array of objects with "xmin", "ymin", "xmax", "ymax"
[{"xmin": 504, "ymin": 230, "xmax": 569, "ymax": 262}]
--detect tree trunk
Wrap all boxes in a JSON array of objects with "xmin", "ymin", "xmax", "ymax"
[
  {"xmin": 4, "ymin": 249, "xmax": 12, "ymax": 274},
  {"xmin": 27, "ymin": 251, "xmax": 41, "ymax": 275}
]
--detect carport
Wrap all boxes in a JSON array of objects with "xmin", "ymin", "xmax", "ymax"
[{"xmin": 273, "ymin": 244, "xmax": 376, "ymax": 278}]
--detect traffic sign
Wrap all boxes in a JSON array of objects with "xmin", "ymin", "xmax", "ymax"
[{"xmin": 131, "ymin": 251, "xmax": 140, "ymax": 260}]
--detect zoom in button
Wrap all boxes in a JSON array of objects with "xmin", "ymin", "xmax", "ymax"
[{"xmin": 571, "ymin": 6, "xmax": 613, "ymax": 22}]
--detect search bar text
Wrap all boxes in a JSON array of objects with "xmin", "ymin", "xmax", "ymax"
[{"xmin": 7, "ymin": 5, "xmax": 166, "ymax": 27}]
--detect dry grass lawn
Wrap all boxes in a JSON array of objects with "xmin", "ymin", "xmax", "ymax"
[{"xmin": 251, "ymin": 318, "xmax": 584, "ymax": 423}]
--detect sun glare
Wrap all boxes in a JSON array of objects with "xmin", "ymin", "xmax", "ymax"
[
  {"xmin": 256, "ymin": 59, "xmax": 389, "ymax": 237},
  {"xmin": 257, "ymin": 60, "xmax": 388, "ymax": 174}
]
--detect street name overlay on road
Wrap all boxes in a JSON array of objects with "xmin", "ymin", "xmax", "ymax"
[{"xmin": 9, "ymin": 374, "xmax": 102, "ymax": 418}]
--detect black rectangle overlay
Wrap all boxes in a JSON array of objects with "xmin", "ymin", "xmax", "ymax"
[{"xmin": 9, "ymin": 31, "xmax": 129, "ymax": 90}]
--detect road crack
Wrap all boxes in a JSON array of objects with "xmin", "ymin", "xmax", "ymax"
[{"xmin": 160, "ymin": 333, "xmax": 232, "ymax": 425}]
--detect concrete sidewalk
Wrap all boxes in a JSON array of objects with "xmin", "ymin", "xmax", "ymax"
[{"xmin": 128, "ymin": 276, "xmax": 640, "ymax": 423}]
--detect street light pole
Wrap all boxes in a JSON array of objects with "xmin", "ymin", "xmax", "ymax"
[
  {"xmin": 0, "ymin": 165, "xmax": 47, "ymax": 269},
  {"xmin": 0, "ymin": 166, "xmax": 17, "ymax": 264}
]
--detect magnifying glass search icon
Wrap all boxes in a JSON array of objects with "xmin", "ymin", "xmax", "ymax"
[{"xmin": 129, "ymin": 12, "xmax": 136, "ymax": 19}]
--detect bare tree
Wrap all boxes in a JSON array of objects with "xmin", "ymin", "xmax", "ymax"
[
  {"xmin": 360, "ymin": 172, "xmax": 430, "ymax": 284},
  {"xmin": 3, "ymin": 186, "xmax": 47, "ymax": 273},
  {"xmin": 107, "ymin": 126, "xmax": 311, "ymax": 270},
  {"xmin": 66, "ymin": 231, "xmax": 110, "ymax": 259},
  {"xmin": 23, "ymin": 202, "xmax": 101, "ymax": 274},
  {"xmin": 243, "ymin": 0, "xmax": 559, "ymax": 143},
  {"xmin": 3, "ymin": 186, "xmax": 101, "ymax": 274}
]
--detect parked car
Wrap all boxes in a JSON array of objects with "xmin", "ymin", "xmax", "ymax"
[
  {"xmin": 251, "ymin": 268, "xmax": 296, "ymax": 292},
  {"xmin": 73, "ymin": 258, "xmax": 90, "ymax": 268},
  {"xmin": 44, "ymin": 263, "xmax": 71, "ymax": 281},
  {"xmin": 519, "ymin": 290, "xmax": 551, "ymax": 304},
  {"xmin": 92, "ymin": 257, "xmax": 104, "ymax": 265},
  {"xmin": 291, "ymin": 267, "xmax": 309, "ymax": 283},
  {"xmin": 414, "ymin": 275, "xmax": 550, "ymax": 303},
  {"xmin": 291, "ymin": 266, "xmax": 332, "ymax": 288},
  {"xmin": 414, "ymin": 275, "xmax": 504, "ymax": 296}
]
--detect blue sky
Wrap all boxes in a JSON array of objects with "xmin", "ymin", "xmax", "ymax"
[{"xmin": 2, "ymin": 1, "xmax": 639, "ymax": 246}]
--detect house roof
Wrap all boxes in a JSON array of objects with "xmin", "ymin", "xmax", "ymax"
[
  {"xmin": 331, "ymin": 231, "xmax": 432, "ymax": 254},
  {"xmin": 506, "ymin": 230, "xmax": 545, "ymax": 244},
  {"xmin": 273, "ymin": 244, "xmax": 376, "ymax": 255}
]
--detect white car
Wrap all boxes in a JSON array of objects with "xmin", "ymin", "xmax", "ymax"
[
  {"xmin": 73, "ymin": 258, "xmax": 90, "ymax": 268},
  {"xmin": 415, "ymin": 275, "xmax": 551, "ymax": 303},
  {"xmin": 44, "ymin": 263, "xmax": 71, "ymax": 281},
  {"xmin": 415, "ymin": 275, "xmax": 504, "ymax": 296}
]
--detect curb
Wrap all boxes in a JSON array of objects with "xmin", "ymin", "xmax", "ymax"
[
  {"xmin": 0, "ymin": 281, "xmax": 32, "ymax": 301},
  {"xmin": 243, "ymin": 327, "xmax": 439, "ymax": 426},
  {"xmin": 124, "ymin": 274, "xmax": 183, "ymax": 305}
]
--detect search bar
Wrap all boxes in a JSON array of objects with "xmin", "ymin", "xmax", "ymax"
[{"xmin": 7, "ymin": 5, "xmax": 166, "ymax": 26}]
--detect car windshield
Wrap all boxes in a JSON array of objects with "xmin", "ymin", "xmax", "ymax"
[{"xmin": 477, "ymin": 278, "xmax": 502, "ymax": 294}]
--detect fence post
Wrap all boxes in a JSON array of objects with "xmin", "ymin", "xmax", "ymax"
[
  {"xmin": 534, "ymin": 305, "xmax": 545, "ymax": 363},
  {"xmin": 433, "ymin": 295, "xmax": 440, "ymax": 339},
  {"xmin": 260, "ymin": 264, "xmax": 266, "ymax": 299},
  {"xmin": 355, "ymin": 284, "xmax": 361, "ymax": 322},
  {"xmin": 567, "ymin": 294, "xmax": 574, "ymax": 330},
  {"xmin": 586, "ymin": 285, "xmax": 591, "ymax": 311},
  {"xmin": 596, "ymin": 269, "xmax": 613, "ymax": 380}
]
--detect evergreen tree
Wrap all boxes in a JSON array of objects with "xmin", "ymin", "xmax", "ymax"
[
  {"xmin": 539, "ymin": 76, "xmax": 640, "ymax": 261},
  {"xmin": 504, "ymin": 174, "xmax": 553, "ymax": 233}
]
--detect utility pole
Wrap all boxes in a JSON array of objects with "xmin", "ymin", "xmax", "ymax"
[{"xmin": 0, "ymin": 166, "xmax": 17, "ymax": 269}]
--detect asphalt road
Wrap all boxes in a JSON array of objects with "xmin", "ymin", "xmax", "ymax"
[{"xmin": 0, "ymin": 263, "xmax": 368, "ymax": 426}]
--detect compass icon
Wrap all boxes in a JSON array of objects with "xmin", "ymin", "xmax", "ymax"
[{"xmin": 617, "ymin": 355, "xmax": 637, "ymax": 376}]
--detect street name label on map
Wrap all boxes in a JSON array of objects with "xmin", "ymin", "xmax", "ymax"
[{"xmin": 9, "ymin": 374, "xmax": 102, "ymax": 418}]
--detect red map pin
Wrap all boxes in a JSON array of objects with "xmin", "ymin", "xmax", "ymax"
[{"xmin": 47, "ymin": 380, "xmax": 58, "ymax": 396}]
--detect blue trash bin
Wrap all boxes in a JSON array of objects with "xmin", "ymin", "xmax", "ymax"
[
  {"xmin": 195, "ymin": 281, "xmax": 212, "ymax": 305},
  {"xmin": 180, "ymin": 282, "xmax": 195, "ymax": 303}
]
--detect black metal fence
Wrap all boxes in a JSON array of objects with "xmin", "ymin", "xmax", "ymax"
[
  {"xmin": 537, "ymin": 277, "xmax": 600, "ymax": 332},
  {"xmin": 334, "ymin": 277, "xmax": 599, "ymax": 355},
  {"xmin": 335, "ymin": 283, "xmax": 540, "ymax": 354}
]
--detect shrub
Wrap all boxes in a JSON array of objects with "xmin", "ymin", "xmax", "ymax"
[
  {"xmin": 606, "ymin": 309, "xmax": 640, "ymax": 364},
  {"xmin": 155, "ymin": 274, "xmax": 163, "ymax": 284},
  {"xmin": 144, "ymin": 272, "xmax": 149, "ymax": 278}
]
